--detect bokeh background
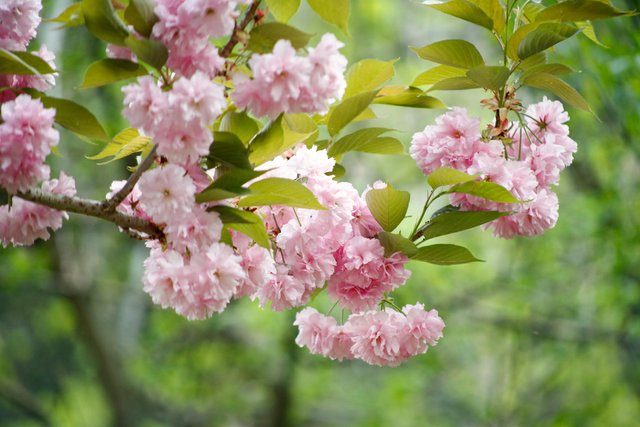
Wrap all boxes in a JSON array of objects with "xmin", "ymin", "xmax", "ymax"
[{"xmin": 1, "ymin": 1, "xmax": 639, "ymax": 426}]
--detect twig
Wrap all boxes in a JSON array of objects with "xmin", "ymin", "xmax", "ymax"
[
  {"xmin": 102, "ymin": 145, "xmax": 158, "ymax": 213},
  {"xmin": 16, "ymin": 188, "xmax": 163, "ymax": 239},
  {"xmin": 219, "ymin": 0, "xmax": 262, "ymax": 59}
]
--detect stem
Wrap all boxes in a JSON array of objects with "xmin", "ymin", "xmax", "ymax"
[
  {"xmin": 102, "ymin": 145, "xmax": 158, "ymax": 213},
  {"xmin": 16, "ymin": 188, "xmax": 163, "ymax": 239},
  {"xmin": 410, "ymin": 190, "xmax": 434, "ymax": 240},
  {"xmin": 219, "ymin": 0, "xmax": 262, "ymax": 59}
]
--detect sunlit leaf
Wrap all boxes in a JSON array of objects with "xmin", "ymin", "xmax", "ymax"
[
  {"xmin": 239, "ymin": 178, "xmax": 326, "ymax": 210},
  {"xmin": 80, "ymin": 58, "xmax": 147, "ymax": 89},
  {"xmin": 377, "ymin": 232, "xmax": 418, "ymax": 257},
  {"xmin": 427, "ymin": 167, "xmax": 478, "ymax": 189},
  {"xmin": 267, "ymin": 0, "xmax": 301, "ymax": 22},
  {"xmin": 248, "ymin": 23, "xmax": 313, "ymax": 53},
  {"xmin": 365, "ymin": 184, "xmax": 410, "ymax": 232},
  {"xmin": 411, "ymin": 244, "xmax": 482, "ymax": 265},
  {"xmin": 412, "ymin": 39, "xmax": 484, "ymax": 69},
  {"xmin": 522, "ymin": 73, "xmax": 591, "ymax": 112},
  {"xmin": 307, "ymin": 0, "xmax": 350, "ymax": 35}
]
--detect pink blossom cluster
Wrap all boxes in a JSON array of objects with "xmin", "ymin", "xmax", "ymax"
[
  {"xmin": 232, "ymin": 34, "xmax": 348, "ymax": 118},
  {"xmin": 152, "ymin": 0, "xmax": 249, "ymax": 77},
  {"xmin": 234, "ymin": 146, "xmax": 411, "ymax": 314},
  {"xmin": 410, "ymin": 98, "xmax": 577, "ymax": 238},
  {"xmin": 136, "ymin": 164, "xmax": 248, "ymax": 319},
  {"xmin": 0, "ymin": 172, "xmax": 76, "ymax": 247},
  {"xmin": 0, "ymin": 1, "xmax": 56, "ymax": 102},
  {"xmin": 0, "ymin": 95, "xmax": 59, "ymax": 194},
  {"xmin": 294, "ymin": 304, "xmax": 445, "ymax": 367},
  {"xmin": 122, "ymin": 72, "xmax": 226, "ymax": 165}
]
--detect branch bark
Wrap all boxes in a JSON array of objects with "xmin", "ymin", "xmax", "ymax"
[
  {"xmin": 16, "ymin": 188, "xmax": 163, "ymax": 239},
  {"xmin": 219, "ymin": 0, "xmax": 262, "ymax": 59}
]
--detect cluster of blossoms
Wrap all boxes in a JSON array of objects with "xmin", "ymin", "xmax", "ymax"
[
  {"xmin": 232, "ymin": 34, "xmax": 348, "ymax": 118},
  {"xmin": 0, "ymin": 2, "xmax": 76, "ymax": 248},
  {"xmin": 295, "ymin": 304, "xmax": 444, "ymax": 366},
  {"xmin": 410, "ymin": 98, "xmax": 577, "ymax": 238}
]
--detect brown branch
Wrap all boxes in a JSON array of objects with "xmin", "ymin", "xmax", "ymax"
[
  {"xmin": 16, "ymin": 188, "xmax": 163, "ymax": 239},
  {"xmin": 102, "ymin": 145, "xmax": 158, "ymax": 213},
  {"xmin": 219, "ymin": 0, "xmax": 262, "ymax": 59}
]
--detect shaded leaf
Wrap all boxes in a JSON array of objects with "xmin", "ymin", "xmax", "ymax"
[
  {"xmin": 448, "ymin": 180, "xmax": 521, "ymax": 203},
  {"xmin": 124, "ymin": 36, "xmax": 168, "ymax": 70},
  {"xmin": 210, "ymin": 132, "xmax": 252, "ymax": 169},
  {"xmin": 411, "ymin": 244, "xmax": 482, "ymax": 265},
  {"xmin": 517, "ymin": 23, "xmax": 579, "ymax": 60},
  {"xmin": 536, "ymin": 0, "xmax": 635, "ymax": 22},
  {"xmin": 419, "ymin": 210, "xmax": 508, "ymax": 240},
  {"xmin": 0, "ymin": 49, "xmax": 55, "ymax": 75},
  {"xmin": 327, "ymin": 90, "xmax": 378, "ymax": 136},
  {"xmin": 365, "ymin": 184, "xmax": 410, "ymax": 232},
  {"xmin": 427, "ymin": 0, "xmax": 493, "ymax": 30},
  {"xmin": 47, "ymin": 3, "xmax": 85, "ymax": 28},
  {"xmin": 239, "ymin": 177, "xmax": 326, "ymax": 210},
  {"xmin": 466, "ymin": 65, "xmax": 511, "ymax": 91},
  {"xmin": 427, "ymin": 167, "xmax": 478, "ymax": 189},
  {"xmin": 40, "ymin": 95, "xmax": 109, "ymax": 141},
  {"xmin": 209, "ymin": 206, "xmax": 270, "ymax": 248},
  {"xmin": 428, "ymin": 77, "xmax": 480, "ymax": 91},
  {"xmin": 412, "ymin": 39, "xmax": 484, "ymax": 69},
  {"xmin": 328, "ymin": 128, "xmax": 402, "ymax": 158},
  {"xmin": 373, "ymin": 86, "xmax": 446, "ymax": 109},
  {"xmin": 80, "ymin": 58, "xmax": 147, "ymax": 89},
  {"xmin": 522, "ymin": 73, "xmax": 591, "ymax": 112},
  {"xmin": 219, "ymin": 111, "xmax": 260, "ymax": 145},
  {"xmin": 248, "ymin": 22, "xmax": 313, "ymax": 53},
  {"xmin": 411, "ymin": 65, "xmax": 466, "ymax": 86},
  {"xmin": 82, "ymin": 0, "xmax": 130, "ymax": 45},
  {"xmin": 377, "ymin": 232, "xmax": 418, "ymax": 258},
  {"xmin": 124, "ymin": 0, "xmax": 158, "ymax": 38}
]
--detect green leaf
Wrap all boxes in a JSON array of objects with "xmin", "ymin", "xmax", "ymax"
[
  {"xmin": 0, "ymin": 49, "xmax": 55, "ymax": 76},
  {"xmin": 427, "ymin": 0, "xmax": 493, "ymax": 30},
  {"xmin": 520, "ymin": 63, "xmax": 575, "ymax": 81},
  {"xmin": 47, "ymin": 3, "xmax": 85, "ymax": 28},
  {"xmin": 475, "ymin": 0, "xmax": 505, "ymax": 32},
  {"xmin": 248, "ymin": 117, "xmax": 285, "ymax": 166},
  {"xmin": 248, "ymin": 22, "xmax": 313, "ymax": 53},
  {"xmin": 307, "ymin": 0, "xmax": 350, "ymax": 35},
  {"xmin": 427, "ymin": 77, "xmax": 480, "ymax": 92},
  {"xmin": 427, "ymin": 167, "xmax": 478, "ymax": 189},
  {"xmin": 576, "ymin": 21, "xmax": 607, "ymax": 47},
  {"xmin": 87, "ymin": 128, "xmax": 150, "ymax": 163},
  {"xmin": 209, "ymin": 206, "xmax": 270, "ymax": 249},
  {"xmin": 82, "ymin": 0, "xmax": 130, "ymax": 45},
  {"xmin": 365, "ymin": 184, "xmax": 410, "ymax": 232},
  {"xmin": 219, "ymin": 111, "xmax": 260, "ymax": 145},
  {"xmin": 536, "ymin": 0, "xmax": 635, "ymax": 22},
  {"xmin": 376, "ymin": 232, "xmax": 418, "ymax": 258},
  {"xmin": 283, "ymin": 113, "xmax": 318, "ymax": 147},
  {"xmin": 466, "ymin": 65, "xmax": 511, "ymax": 91},
  {"xmin": 411, "ymin": 244, "xmax": 482, "ymax": 265},
  {"xmin": 328, "ymin": 128, "xmax": 403, "ymax": 158},
  {"xmin": 411, "ymin": 39, "xmax": 484, "ymax": 69},
  {"xmin": 39, "ymin": 95, "xmax": 109, "ymax": 141},
  {"xmin": 124, "ymin": 36, "xmax": 168, "ymax": 71},
  {"xmin": 373, "ymin": 86, "xmax": 446, "ymax": 109},
  {"xmin": 343, "ymin": 59, "xmax": 396, "ymax": 98},
  {"xmin": 209, "ymin": 132, "xmax": 252, "ymax": 169},
  {"xmin": 449, "ymin": 181, "xmax": 521, "ymax": 203},
  {"xmin": 419, "ymin": 210, "xmax": 508, "ymax": 240},
  {"xmin": 196, "ymin": 169, "xmax": 264, "ymax": 203},
  {"xmin": 517, "ymin": 52, "xmax": 547, "ymax": 70},
  {"xmin": 517, "ymin": 23, "xmax": 579, "ymax": 60},
  {"xmin": 124, "ymin": 0, "xmax": 158, "ymax": 38},
  {"xmin": 239, "ymin": 177, "xmax": 326, "ymax": 210},
  {"xmin": 411, "ymin": 65, "xmax": 466, "ymax": 87},
  {"xmin": 522, "ymin": 73, "xmax": 591, "ymax": 112},
  {"xmin": 327, "ymin": 90, "xmax": 378, "ymax": 136},
  {"xmin": 267, "ymin": 0, "xmax": 301, "ymax": 22},
  {"xmin": 80, "ymin": 58, "xmax": 147, "ymax": 89}
]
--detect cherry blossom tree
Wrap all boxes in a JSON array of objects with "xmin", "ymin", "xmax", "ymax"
[{"xmin": 0, "ymin": 0, "xmax": 634, "ymax": 367}]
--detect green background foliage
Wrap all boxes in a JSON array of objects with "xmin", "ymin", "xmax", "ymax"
[{"xmin": 1, "ymin": 1, "xmax": 639, "ymax": 426}]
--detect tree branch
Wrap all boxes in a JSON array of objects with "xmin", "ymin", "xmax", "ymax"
[
  {"xmin": 219, "ymin": 0, "xmax": 262, "ymax": 59},
  {"xmin": 16, "ymin": 188, "xmax": 163, "ymax": 239},
  {"xmin": 102, "ymin": 145, "xmax": 158, "ymax": 213}
]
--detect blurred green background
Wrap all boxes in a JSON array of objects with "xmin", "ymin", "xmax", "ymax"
[{"xmin": 1, "ymin": 1, "xmax": 639, "ymax": 426}]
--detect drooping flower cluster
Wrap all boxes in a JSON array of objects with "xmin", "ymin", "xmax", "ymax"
[
  {"xmin": 0, "ymin": 95, "xmax": 59, "ymax": 194},
  {"xmin": 295, "ymin": 304, "xmax": 445, "ymax": 367},
  {"xmin": 122, "ymin": 71, "xmax": 226, "ymax": 165},
  {"xmin": 152, "ymin": 0, "xmax": 249, "ymax": 77},
  {"xmin": 411, "ymin": 98, "xmax": 576, "ymax": 238},
  {"xmin": 232, "ymin": 34, "xmax": 348, "ymax": 118},
  {"xmin": 0, "ymin": 172, "xmax": 76, "ymax": 247}
]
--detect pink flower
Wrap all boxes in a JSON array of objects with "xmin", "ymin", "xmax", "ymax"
[
  {"xmin": 143, "ymin": 242, "xmax": 246, "ymax": 320},
  {"xmin": 164, "ymin": 205, "xmax": 223, "ymax": 253},
  {"xmin": 0, "ymin": 0, "xmax": 41, "ymax": 50},
  {"xmin": 235, "ymin": 244, "xmax": 276, "ymax": 298},
  {"xmin": 0, "ymin": 95, "xmax": 58, "ymax": 194},
  {"xmin": 106, "ymin": 180, "xmax": 151, "ymax": 221},
  {"xmin": 107, "ymin": 44, "xmax": 137, "ymax": 62},
  {"xmin": 345, "ymin": 310, "xmax": 407, "ymax": 367},
  {"xmin": 232, "ymin": 35, "xmax": 347, "ymax": 118},
  {"xmin": 401, "ymin": 303, "xmax": 445, "ymax": 354},
  {"xmin": 525, "ymin": 96, "xmax": 570, "ymax": 137},
  {"xmin": 328, "ymin": 236, "xmax": 410, "ymax": 311},
  {"xmin": 122, "ymin": 76, "xmax": 168, "ymax": 135},
  {"xmin": 294, "ymin": 307, "xmax": 339, "ymax": 356},
  {"xmin": 490, "ymin": 188, "xmax": 559, "ymax": 238},
  {"xmin": 138, "ymin": 164, "xmax": 196, "ymax": 224},
  {"xmin": 10, "ymin": 45, "xmax": 57, "ymax": 92},
  {"xmin": 410, "ymin": 107, "xmax": 491, "ymax": 175},
  {"xmin": 0, "ymin": 172, "xmax": 76, "ymax": 247},
  {"xmin": 256, "ymin": 265, "xmax": 306, "ymax": 311}
]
